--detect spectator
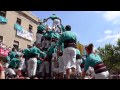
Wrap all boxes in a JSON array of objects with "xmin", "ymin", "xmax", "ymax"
[{"xmin": 0, "ymin": 60, "xmax": 5, "ymax": 79}]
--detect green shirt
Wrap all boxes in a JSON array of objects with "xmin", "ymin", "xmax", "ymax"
[
  {"xmin": 39, "ymin": 51, "xmax": 47, "ymax": 59},
  {"xmin": 47, "ymin": 30, "xmax": 55, "ymax": 38},
  {"xmin": 49, "ymin": 15, "xmax": 59, "ymax": 20},
  {"xmin": 9, "ymin": 58, "xmax": 20, "ymax": 68},
  {"xmin": 53, "ymin": 33, "xmax": 60, "ymax": 39},
  {"xmin": 47, "ymin": 45, "xmax": 57, "ymax": 56},
  {"xmin": 58, "ymin": 31, "xmax": 77, "ymax": 46},
  {"xmin": 60, "ymin": 24, "xmax": 66, "ymax": 32},
  {"xmin": 37, "ymin": 60, "xmax": 42, "ymax": 65},
  {"xmin": 83, "ymin": 48, "xmax": 87, "ymax": 56},
  {"xmin": 60, "ymin": 43, "xmax": 64, "ymax": 52},
  {"xmin": 30, "ymin": 46, "xmax": 42, "ymax": 57},
  {"xmin": 76, "ymin": 49, "xmax": 81, "ymax": 55},
  {"xmin": 9, "ymin": 51, "xmax": 16, "ymax": 60},
  {"xmin": 43, "ymin": 32, "xmax": 48, "ymax": 37},
  {"xmin": 37, "ymin": 24, "xmax": 46, "ymax": 32},
  {"xmin": 23, "ymin": 48, "xmax": 30, "ymax": 57},
  {"xmin": 6, "ymin": 56, "xmax": 10, "ymax": 61},
  {"xmin": 84, "ymin": 53, "xmax": 103, "ymax": 71}
]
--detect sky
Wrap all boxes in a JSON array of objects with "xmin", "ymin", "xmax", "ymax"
[{"xmin": 32, "ymin": 11, "xmax": 120, "ymax": 48}]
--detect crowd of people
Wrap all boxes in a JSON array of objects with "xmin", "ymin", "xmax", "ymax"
[
  {"xmin": 0, "ymin": 14, "xmax": 110, "ymax": 79},
  {"xmin": 0, "ymin": 42, "xmax": 12, "ymax": 52}
]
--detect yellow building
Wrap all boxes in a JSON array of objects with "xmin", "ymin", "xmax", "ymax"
[{"xmin": 77, "ymin": 42, "xmax": 84, "ymax": 55}]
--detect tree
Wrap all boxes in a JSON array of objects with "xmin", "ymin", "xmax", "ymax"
[{"xmin": 97, "ymin": 39, "xmax": 120, "ymax": 73}]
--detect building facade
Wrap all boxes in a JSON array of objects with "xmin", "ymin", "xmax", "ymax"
[{"xmin": 0, "ymin": 11, "xmax": 39, "ymax": 50}]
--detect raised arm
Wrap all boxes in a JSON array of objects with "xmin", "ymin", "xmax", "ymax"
[
  {"xmin": 57, "ymin": 25, "xmax": 62, "ymax": 34},
  {"xmin": 45, "ymin": 17, "xmax": 51, "ymax": 22}
]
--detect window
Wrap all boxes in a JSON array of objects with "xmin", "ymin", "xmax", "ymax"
[
  {"xmin": 13, "ymin": 40, "xmax": 19, "ymax": 51},
  {"xmin": 0, "ymin": 11, "xmax": 6, "ymax": 17},
  {"xmin": 29, "ymin": 24, "xmax": 33, "ymax": 33},
  {"xmin": 16, "ymin": 18, "xmax": 21, "ymax": 25},
  {"xmin": 0, "ymin": 36, "xmax": 3, "ymax": 43}
]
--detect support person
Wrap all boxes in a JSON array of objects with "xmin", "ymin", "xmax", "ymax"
[
  {"xmin": 82, "ymin": 43, "xmax": 109, "ymax": 79},
  {"xmin": 76, "ymin": 48, "xmax": 82, "ymax": 79},
  {"xmin": 58, "ymin": 25, "xmax": 77, "ymax": 79},
  {"xmin": 36, "ymin": 20, "xmax": 47, "ymax": 45}
]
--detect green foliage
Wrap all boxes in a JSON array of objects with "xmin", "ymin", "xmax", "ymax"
[{"xmin": 97, "ymin": 39, "xmax": 120, "ymax": 72}]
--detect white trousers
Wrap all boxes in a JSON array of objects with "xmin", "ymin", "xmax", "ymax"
[
  {"xmin": 39, "ymin": 61, "xmax": 49, "ymax": 74},
  {"xmin": 36, "ymin": 33, "xmax": 43, "ymax": 44},
  {"xmin": 18, "ymin": 59, "xmax": 25, "ymax": 71},
  {"xmin": 86, "ymin": 67, "xmax": 95, "ymax": 77},
  {"xmin": 63, "ymin": 47, "xmax": 76, "ymax": 69},
  {"xmin": 6, "ymin": 68, "xmax": 16, "ymax": 75},
  {"xmin": 4, "ymin": 63, "xmax": 9, "ymax": 69},
  {"xmin": 52, "ymin": 19, "xmax": 60, "ymax": 29},
  {"xmin": 76, "ymin": 59, "xmax": 82, "ymax": 74},
  {"xmin": 27, "ymin": 58, "xmax": 37, "ymax": 77},
  {"xmin": 58, "ymin": 56, "xmax": 65, "ymax": 73},
  {"xmin": 95, "ymin": 71, "xmax": 109, "ymax": 79}
]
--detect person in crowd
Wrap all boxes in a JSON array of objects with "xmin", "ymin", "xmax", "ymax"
[
  {"xmin": 46, "ymin": 44, "xmax": 58, "ymax": 78},
  {"xmin": 76, "ymin": 48, "xmax": 82, "ymax": 79},
  {"xmin": 3, "ymin": 52, "xmax": 11, "ymax": 70},
  {"xmin": 82, "ymin": 43, "xmax": 109, "ymax": 79},
  {"xmin": 86, "ymin": 67, "xmax": 95, "ymax": 79},
  {"xmin": 41, "ymin": 26, "xmax": 52, "ymax": 51},
  {"xmin": 36, "ymin": 20, "xmax": 47, "ymax": 45},
  {"xmin": 57, "ymin": 20, "xmax": 66, "ymax": 34},
  {"xmin": 58, "ymin": 25, "xmax": 77, "ymax": 79},
  {"xmin": 9, "ymin": 48, "xmax": 17, "ymax": 60},
  {"xmin": 0, "ymin": 60, "xmax": 5, "ymax": 79},
  {"xmin": 23, "ymin": 45, "xmax": 31, "ymax": 76},
  {"xmin": 6, "ymin": 54, "xmax": 21, "ymax": 79},
  {"xmin": 58, "ymin": 51, "xmax": 64, "ymax": 79},
  {"xmin": 52, "ymin": 47, "xmax": 60, "ymax": 79},
  {"xmin": 17, "ymin": 53, "xmax": 26, "ymax": 78},
  {"xmin": 27, "ymin": 43, "xmax": 42, "ymax": 78},
  {"xmin": 45, "ymin": 14, "xmax": 61, "ymax": 31},
  {"xmin": 38, "ymin": 51, "xmax": 49, "ymax": 79}
]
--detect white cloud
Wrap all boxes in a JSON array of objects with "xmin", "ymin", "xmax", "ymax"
[
  {"xmin": 95, "ymin": 11, "xmax": 120, "ymax": 25},
  {"xmin": 103, "ymin": 11, "xmax": 120, "ymax": 22},
  {"xmin": 94, "ymin": 11, "xmax": 102, "ymax": 13},
  {"xmin": 104, "ymin": 30, "xmax": 112, "ymax": 34},
  {"xmin": 95, "ymin": 11, "xmax": 120, "ymax": 45},
  {"xmin": 97, "ymin": 33, "xmax": 120, "ymax": 43}
]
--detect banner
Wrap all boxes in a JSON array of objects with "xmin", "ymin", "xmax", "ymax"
[
  {"xmin": 0, "ymin": 16, "xmax": 8, "ymax": 23},
  {"xmin": 16, "ymin": 29, "xmax": 33, "ymax": 41}
]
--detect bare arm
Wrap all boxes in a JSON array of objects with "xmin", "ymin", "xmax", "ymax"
[
  {"xmin": 45, "ymin": 17, "xmax": 51, "ymax": 22},
  {"xmin": 57, "ymin": 25, "xmax": 62, "ymax": 34},
  {"xmin": 59, "ymin": 18, "xmax": 62, "ymax": 24},
  {"xmin": 82, "ymin": 70, "xmax": 86, "ymax": 79},
  {"xmin": 0, "ymin": 71, "xmax": 5, "ymax": 79}
]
